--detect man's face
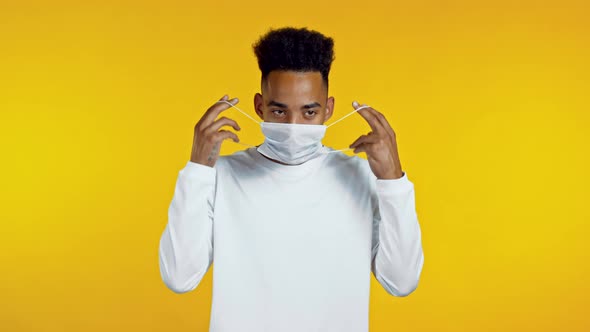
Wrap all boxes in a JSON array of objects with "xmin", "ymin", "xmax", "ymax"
[{"xmin": 254, "ymin": 70, "xmax": 334, "ymax": 125}]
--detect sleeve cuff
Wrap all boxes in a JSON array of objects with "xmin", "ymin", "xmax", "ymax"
[
  {"xmin": 376, "ymin": 171, "xmax": 414, "ymax": 195},
  {"xmin": 179, "ymin": 160, "xmax": 217, "ymax": 182}
]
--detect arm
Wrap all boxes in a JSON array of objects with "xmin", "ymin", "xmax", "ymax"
[
  {"xmin": 371, "ymin": 171, "xmax": 425, "ymax": 297},
  {"xmin": 158, "ymin": 160, "xmax": 217, "ymax": 294}
]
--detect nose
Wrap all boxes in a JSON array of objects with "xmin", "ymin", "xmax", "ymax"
[{"xmin": 286, "ymin": 114, "xmax": 300, "ymax": 124}]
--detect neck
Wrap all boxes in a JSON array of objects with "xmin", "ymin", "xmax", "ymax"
[
  {"xmin": 258, "ymin": 151, "xmax": 301, "ymax": 166},
  {"xmin": 255, "ymin": 144, "xmax": 308, "ymax": 166}
]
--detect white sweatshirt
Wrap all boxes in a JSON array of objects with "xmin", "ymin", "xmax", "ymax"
[{"xmin": 158, "ymin": 146, "xmax": 424, "ymax": 332}]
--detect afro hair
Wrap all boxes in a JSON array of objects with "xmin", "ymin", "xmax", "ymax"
[{"xmin": 252, "ymin": 26, "xmax": 335, "ymax": 88}]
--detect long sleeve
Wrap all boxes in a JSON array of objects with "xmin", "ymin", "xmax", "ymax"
[
  {"xmin": 370, "ymin": 172, "xmax": 425, "ymax": 297},
  {"xmin": 158, "ymin": 160, "xmax": 217, "ymax": 294}
]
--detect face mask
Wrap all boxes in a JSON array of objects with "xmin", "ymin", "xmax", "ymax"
[
  {"xmin": 258, "ymin": 121, "xmax": 327, "ymax": 165},
  {"xmin": 215, "ymin": 100, "xmax": 371, "ymax": 165}
]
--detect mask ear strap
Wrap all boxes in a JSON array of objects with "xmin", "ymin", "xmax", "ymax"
[
  {"xmin": 215, "ymin": 100, "xmax": 262, "ymax": 125},
  {"xmin": 326, "ymin": 105, "xmax": 371, "ymax": 128},
  {"xmin": 213, "ymin": 100, "xmax": 261, "ymax": 149},
  {"xmin": 233, "ymin": 141, "xmax": 259, "ymax": 148},
  {"xmin": 212, "ymin": 101, "xmax": 371, "ymax": 152},
  {"xmin": 324, "ymin": 147, "xmax": 353, "ymax": 153},
  {"xmin": 322, "ymin": 105, "xmax": 372, "ymax": 154}
]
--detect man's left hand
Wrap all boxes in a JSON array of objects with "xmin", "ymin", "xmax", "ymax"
[{"xmin": 349, "ymin": 101, "xmax": 404, "ymax": 180}]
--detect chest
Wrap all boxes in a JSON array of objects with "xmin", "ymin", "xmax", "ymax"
[{"xmin": 213, "ymin": 168, "xmax": 375, "ymax": 260}]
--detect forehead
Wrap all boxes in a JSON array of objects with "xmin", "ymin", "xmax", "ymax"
[{"xmin": 263, "ymin": 70, "xmax": 326, "ymax": 102}]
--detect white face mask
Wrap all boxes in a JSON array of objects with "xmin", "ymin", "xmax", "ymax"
[
  {"xmin": 258, "ymin": 121, "xmax": 327, "ymax": 165},
  {"xmin": 215, "ymin": 100, "xmax": 371, "ymax": 165}
]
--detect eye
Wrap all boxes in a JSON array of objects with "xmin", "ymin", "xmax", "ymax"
[
  {"xmin": 305, "ymin": 110, "xmax": 317, "ymax": 117},
  {"xmin": 272, "ymin": 109, "xmax": 285, "ymax": 116}
]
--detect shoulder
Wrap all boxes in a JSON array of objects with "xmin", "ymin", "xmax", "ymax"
[
  {"xmin": 214, "ymin": 147, "xmax": 257, "ymax": 173},
  {"xmin": 322, "ymin": 147, "xmax": 375, "ymax": 180}
]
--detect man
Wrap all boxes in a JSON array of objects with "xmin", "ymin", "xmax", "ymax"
[{"xmin": 159, "ymin": 26, "xmax": 424, "ymax": 332}]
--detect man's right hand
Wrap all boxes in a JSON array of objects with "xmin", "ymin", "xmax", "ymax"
[{"xmin": 190, "ymin": 94, "xmax": 241, "ymax": 167}]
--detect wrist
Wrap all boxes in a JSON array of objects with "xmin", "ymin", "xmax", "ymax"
[{"xmin": 378, "ymin": 169, "xmax": 404, "ymax": 180}]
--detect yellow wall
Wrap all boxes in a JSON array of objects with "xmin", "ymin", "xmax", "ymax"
[{"xmin": 1, "ymin": 0, "xmax": 588, "ymax": 331}]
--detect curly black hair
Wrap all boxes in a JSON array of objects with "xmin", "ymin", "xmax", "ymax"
[{"xmin": 252, "ymin": 26, "xmax": 335, "ymax": 89}]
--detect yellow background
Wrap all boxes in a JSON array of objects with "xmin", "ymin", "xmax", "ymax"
[{"xmin": 1, "ymin": 0, "xmax": 588, "ymax": 331}]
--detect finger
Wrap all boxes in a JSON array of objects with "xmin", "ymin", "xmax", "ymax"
[
  {"xmin": 353, "ymin": 142, "xmax": 368, "ymax": 154},
  {"xmin": 349, "ymin": 134, "xmax": 367, "ymax": 148},
  {"xmin": 367, "ymin": 107, "xmax": 396, "ymax": 139},
  {"xmin": 200, "ymin": 96, "xmax": 240, "ymax": 128},
  {"xmin": 204, "ymin": 116, "xmax": 241, "ymax": 135},
  {"xmin": 349, "ymin": 133, "xmax": 378, "ymax": 149},
  {"xmin": 196, "ymin": 94, "xmax": 233, "ymax": 130},
  {"xmin": 352, "ymin": 101, "xmax": 385, "ymax": 134},
  {"xmin": 212, "ymin": 129, "xmax": 239, "ymax": 143}
]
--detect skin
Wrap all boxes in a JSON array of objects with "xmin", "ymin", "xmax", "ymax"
[
  {"xmin": 254, "ymin": 70, "xmax": 334, "ymax": 125},
  {"xmin": 190, "ymin": 70, "xmax": 404, "ymax": 179}
]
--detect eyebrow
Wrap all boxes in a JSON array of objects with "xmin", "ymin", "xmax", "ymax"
[{"xmin": 267, "ymin": 100, "xmax": 321, "ymax": 109}]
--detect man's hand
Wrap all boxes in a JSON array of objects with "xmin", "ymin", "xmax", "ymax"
[
  {"xmin": 349, "ymin": 101, "xmax": 404, "ymax": 179},
  {"xmin": 190, "ymin": 95, "xmax": 241, "ymax": 167}
]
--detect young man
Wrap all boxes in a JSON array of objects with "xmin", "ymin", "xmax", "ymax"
[{"xmin": 158, "ymin": 27, "xmax": 424, "ymax": 332}]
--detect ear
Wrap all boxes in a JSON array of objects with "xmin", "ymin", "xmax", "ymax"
[
  {"xmin": 324, "ymin": 96, "xmax": 335, "ymax": 123},
  {"xmin": 254, "ymin": 92, "xmax": 264, "ymax": 120}
]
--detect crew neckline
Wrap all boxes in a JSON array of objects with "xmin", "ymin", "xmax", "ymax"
[{"xmin": 247, "ymin": 145, "xmax": 334, "ymax": 177}]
